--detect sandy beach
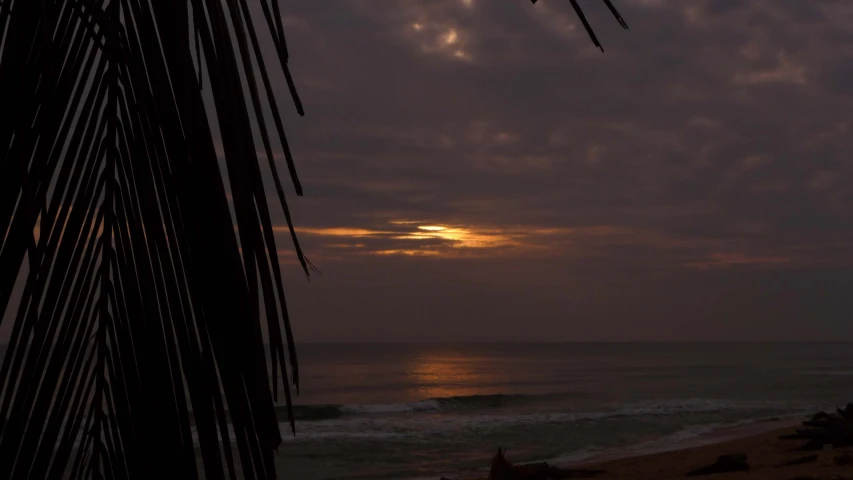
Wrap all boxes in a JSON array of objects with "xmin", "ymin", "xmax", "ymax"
[{"xmin": 477, "ymin": 421, "xmax": 853, "ymax": 480}]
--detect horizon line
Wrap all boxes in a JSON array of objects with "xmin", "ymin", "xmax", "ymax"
[
  {"xmin": 288, "ymin": 339, "xmax": 853, "ymax": 345},
  {"xmin": 2, "ymin": 340, "xmax": 850, "ymax": 348}
]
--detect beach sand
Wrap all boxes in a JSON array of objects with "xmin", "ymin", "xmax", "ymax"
[
  {"xmin": 567, "ymin": 423, "xmax": 849, "ymax": 480},
  {"xmin": 460, "ymin": 420, "xmax": 853, "ymax": 480}
]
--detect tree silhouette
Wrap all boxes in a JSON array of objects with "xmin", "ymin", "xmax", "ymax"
[{"xmin": 0, "ymin": 1, "xmax": 626, "ymax": 478}]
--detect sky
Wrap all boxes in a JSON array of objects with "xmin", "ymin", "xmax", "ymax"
[
  {"xmin": 5, "ymin": 0, "xmax": 853, "ymax": 343},
  {"xmin": 257, "ymin": 0, "xmax": 853, "ymax": 343}
]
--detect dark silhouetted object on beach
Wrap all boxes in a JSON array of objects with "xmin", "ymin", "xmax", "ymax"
[{"xmin": 781, "ymin": 405, "xmax": 853, "ymax": 450}]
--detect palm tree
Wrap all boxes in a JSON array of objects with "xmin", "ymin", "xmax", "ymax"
[{"xmin": 0, "ymin": 1, "xmax": 627, "ymax": 478}]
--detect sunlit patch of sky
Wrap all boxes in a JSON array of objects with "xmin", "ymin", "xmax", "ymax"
[{"xmin": 293, "ymin": 221, "xmax": 530, "ymax": 257}]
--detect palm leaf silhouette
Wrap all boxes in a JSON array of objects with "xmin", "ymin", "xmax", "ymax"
[{"xmin": 0, "ymin": 1, "xmax": 626, "ymax": 478}]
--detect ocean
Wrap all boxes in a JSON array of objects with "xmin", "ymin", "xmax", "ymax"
[
  {"xmin": 267, "ymin": 342, "xmax": 853, "ymax": 480},
  {"xmin": 6, "ymin": 342, "xmax": 853, "ymax": 479}
]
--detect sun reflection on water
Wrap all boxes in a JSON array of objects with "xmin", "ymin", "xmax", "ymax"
[{"xmin": 408, "ymin": 353, "xmax": 496, "ymax": 400}]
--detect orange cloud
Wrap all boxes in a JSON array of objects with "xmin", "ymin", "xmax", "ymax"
[
  {"xmin": 278, "ymin": 223, "xmax": 823, "ymax": 271},
  {"xmin": 296, "ymin": 227, "xmax": 389, "ymax": 237},
  {"xmin": 290, "ymin": 221, "xmax": 566, "ymax": 258}
]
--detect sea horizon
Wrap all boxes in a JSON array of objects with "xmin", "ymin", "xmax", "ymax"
[
  {"xmin": 4, "ymin": 340, "xmax": 851, "ymax": 349},
  {"xmin": 290, "ymin": 340, "xmax": 853, "ymax": 344}
]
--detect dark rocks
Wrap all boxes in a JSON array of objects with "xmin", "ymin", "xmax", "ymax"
[
  {"xmin": 781, "ymin": 405, "xmax": 853, "ymax": 450},
  {"xmin": 685, "ymin": 453, "xmax": 749, "ymax": 477},
  {"xmin": 834, "ymin": 453, "xmax": 853, "ymax": 465},
  {"xmin": 803, "ymin": 411, "xmax": 835, "ymax": 428}
]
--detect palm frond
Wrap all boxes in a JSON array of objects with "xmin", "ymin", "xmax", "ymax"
[
  {"xmin": 0, "ymin": 0, "xmax": 304, "ymax": 478},
  {"xmin": 531, "ymin": 0, "xmax": 629, "ymax": 51},
  {"xmin": 0, "ymin": 0, "xmax": 626, "ymax": 479}
]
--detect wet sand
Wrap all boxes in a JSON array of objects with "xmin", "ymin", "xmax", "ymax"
[{"xmin": 569, "ymin": 423, "xmax": 850, "ymax": 480}]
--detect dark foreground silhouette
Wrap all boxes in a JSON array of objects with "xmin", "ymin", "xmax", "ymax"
[{"xmin": 780, "ymin": 404, "xmax": 853, "ymax": 450}]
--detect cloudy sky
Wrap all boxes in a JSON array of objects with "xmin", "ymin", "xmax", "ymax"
[{"xmin": 239, "ymin": 0, "xmax": 853, "ymax": 342}]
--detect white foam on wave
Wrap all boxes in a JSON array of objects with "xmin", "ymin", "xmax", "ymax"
[
  {"xmin": 334, "ymin": 397, "xmax": 802, "ymax": 421},
  {"xmin": 187, "ymin": 398, "xmax": 815, "ymax": 447},
  {"xmin": 467, "ymin": 398, "xmax": 806, "ymax": 429},
  {"xmin": 543, "ymin": 445, "xmax": 605, "ymax": 465},
  {"xmin": 339, "ymin": 399, "xmax": 441, "ymax": 415},
  {"xmin": 329, "ymin": 399, "xmax": 806, "ymax": 443},
  {"xmin": 610, "ymin": 398, "xmax": 798, "ymax": 417}
]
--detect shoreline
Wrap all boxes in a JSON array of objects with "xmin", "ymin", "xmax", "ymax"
[
  {"xmin": 497, "ymin": 421, "xmax": 852, "ymax": 480},
  {"xmin": 557, "ymin": 416, "xmax": 804, "ymax": 467},
  {"xmin": 447, "ymin": 415, "xmax": 853, "ymax": 480}
]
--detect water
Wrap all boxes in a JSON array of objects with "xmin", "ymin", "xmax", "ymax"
[
  {"xmin": 7, "ymin": 342, "xmax": 852, "ymax": 479},
  {"xmin": 264, "ymin": 342, "xmax": 853, "ymax": 480}
]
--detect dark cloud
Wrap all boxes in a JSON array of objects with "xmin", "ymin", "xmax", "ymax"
[{"xmin": 241, "ymin": 0, "xmax": 853, "ymax": 341}]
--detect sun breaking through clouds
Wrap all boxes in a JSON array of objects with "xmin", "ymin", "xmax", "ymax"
[{"xmin": 292, "ymin": 221, "xmax": 547, "ymax": 257}]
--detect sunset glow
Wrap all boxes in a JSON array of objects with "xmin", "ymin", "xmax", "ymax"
[
  {"xmin": 402, "ymin": 225, "xmax": 519, "ymax": 249},
  {"xmin": 279, "ymin": 223, "xmax": 818, "ymax": 267},
  {"xmin": 297, "ymin": 227, "xmax": 389, "ymax": 237},
  {"xmin": 294, "ymin": 222, "xmax": 527, "ymax": 257}
]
